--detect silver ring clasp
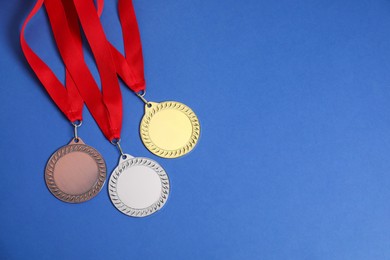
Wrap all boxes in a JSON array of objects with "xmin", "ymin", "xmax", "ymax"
[
  {"xmin": 111, "ymin": 138, "xmax": 124, "ymax": 157},
  {"xmin": 72, "ymin": 120, "xmax": 82, "ymax": 141},
  {"xmin": 135, "ymin": 90, "xmax": 151, "ymax": 106}
]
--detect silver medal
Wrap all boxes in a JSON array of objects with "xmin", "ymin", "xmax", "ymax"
[{"xmin": 108, "ymin": 154, "xmax": 170, "ymax": 217}]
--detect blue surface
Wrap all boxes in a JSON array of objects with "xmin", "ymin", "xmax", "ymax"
[{"xmin": 2, "ymin": 0, "xmax": 390, "ymax": 259}]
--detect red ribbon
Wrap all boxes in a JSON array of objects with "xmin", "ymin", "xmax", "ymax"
[
  {"xmin": 114, "ymin": 0, "xmax": 146, "ymax": 93},
  {"xmin": 20, "ymin": 0, "xmax": 83, "ymax": 123},
  {"xmin": 21, "ymin": 0, "xmax": 146, "ymax": 140},
  {"xmin": 21, "ymin": 0, "xmax": 122, "ymax": 141},
  {"xmin": 64, "ymin": 0, "xmax": 146, "ymax": 93}
]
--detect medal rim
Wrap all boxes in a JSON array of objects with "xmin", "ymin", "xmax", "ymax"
[
  {"xmin": 45, "ymin": 140, "xmax": 107, "ymax": 203},
  {"xmin": 108, "ymin": 156, "xmax": 170, "ymax": 218},
  {"xmin": 140, "ymin": 101, "xmax": 200, "ymax": 158}
]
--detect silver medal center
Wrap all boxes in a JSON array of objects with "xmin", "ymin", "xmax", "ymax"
[
  {"xmin": 117, "ymin": 165, "xmax": 162, "ymax": 208},
  {"xmin": 109, "ymin": 155, "xmax": 170, "ymax": 217}
]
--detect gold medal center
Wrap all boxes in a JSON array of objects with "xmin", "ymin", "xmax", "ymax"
[
  {"xmin": 148, "ymin": 108, "xmax": 193, "ymax": 150},
  {"xmin": 53, "ymin": 151, "xmax": 99, "ymax": 195}
]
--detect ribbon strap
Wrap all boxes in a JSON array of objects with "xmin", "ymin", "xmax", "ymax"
[
  {"xmin": 115, "ymin": 0, "xmax": 146, "ymax": 92},
  {"xmin": 20, "ymin": 0, "xmax": 105, "ymax": 123},
  {"xmin": 43, "ymin": 0, "xmax": 122, "ymax": 141},
  {"xmin": 20, "ymin": 0, "xmax": 83, "ymax": 123},
  {"xmin": 75, "ymin": 0, "xmax": 145, "ymax": 93},
  {"xmin": 21, "ymin": 0, "xmax": 122, "ymax": 141}
]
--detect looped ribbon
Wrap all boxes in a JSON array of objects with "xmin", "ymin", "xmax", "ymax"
[
  {"xmin": 63, "ymin": 0, "xmax": 147, "ymax": 93},
  {"xmin": 111, "ymin": 0, "xmax": 146, "ymax": 93},
  {"xmin": 67, "ymin": 0, "xmax": 147, "ymax": 93},
  {"xmin": 21, "ymin": 0, "xmax": 146, "ymax": 140},
  {"xmin": 21, "ymin": 0, "xmax": 122, "ymax": 141}
]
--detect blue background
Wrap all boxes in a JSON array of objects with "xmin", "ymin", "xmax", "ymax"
[{"xmin": 2, "ymin": 0, "xmax": 390, "ymax": 259}]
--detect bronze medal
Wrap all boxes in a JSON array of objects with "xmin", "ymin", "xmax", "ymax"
[{"xmin": 45, "ymin": 138, "xmax": 106, "ymax": 203}]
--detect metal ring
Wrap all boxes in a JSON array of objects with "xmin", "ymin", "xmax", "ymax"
[
  {"xmin": 72, "ymin": 120, "xmax": 83, "ymax": 127},
  {"xmin": 111, "ymin": 138, "xmax": 124, "ymax": 156},
  {"xmin": 136, "ymin": 90, "xmax": 146, "ymax": 97},
  {"xmin": 110, "ymin": 138, "xmax": 121, "ymax": 145},
  {"xmin": 135, "ymin": 90, "xmax": 149, "ymax": 105}
]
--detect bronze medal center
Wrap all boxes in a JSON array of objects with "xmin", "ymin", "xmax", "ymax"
[
  {"xmin": 45, "ymin": 140, "xmax": 107, "ymax": 203},
  {"xmin": 53, "ymin": 151, "xmax": 99, "ymax": 195}
]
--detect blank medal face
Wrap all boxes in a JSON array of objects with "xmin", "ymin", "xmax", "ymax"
[
  {"xmin": 140, "ymin": 101, "xmax": 200, "ymax": 158},
  {"xmin": 45, "ymin": 138, "xmax": 106, "ymax": 203},
  {"xmin": 109, "ymin": 155, "xmax": 170, "ymax": 217}
]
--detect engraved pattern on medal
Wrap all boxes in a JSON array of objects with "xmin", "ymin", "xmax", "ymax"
[
  {"xmin": 109, "ymin": 157, "xmax": 170, "ymax": 217},
  {"xmin": 45, "ymin": 144, "xmax": 106, "ymax": 203},
  {"xmin": 140, "ymin": 101, "xmax": 200, "ymax": 158}
]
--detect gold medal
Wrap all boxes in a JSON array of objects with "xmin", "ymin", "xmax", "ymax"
[
  {"xmin": 139, "ymin": 101, "xmax": 200, "ymax": 158},
  {"xmin": 45, "ymin": 138, "xmax": 106, "ymax": 203}
]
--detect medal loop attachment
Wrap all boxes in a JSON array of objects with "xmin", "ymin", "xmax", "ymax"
[
  {"xmin": 136, "ymin": 90, "xmax": 152, "ymax": 108},
  {"xmin": 72, "ymin": 120, "xmax": 82, "ymax": 142},
  {"xmin": 111, "ymin": 138, "xmax": 126, "ymax": 159}
]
